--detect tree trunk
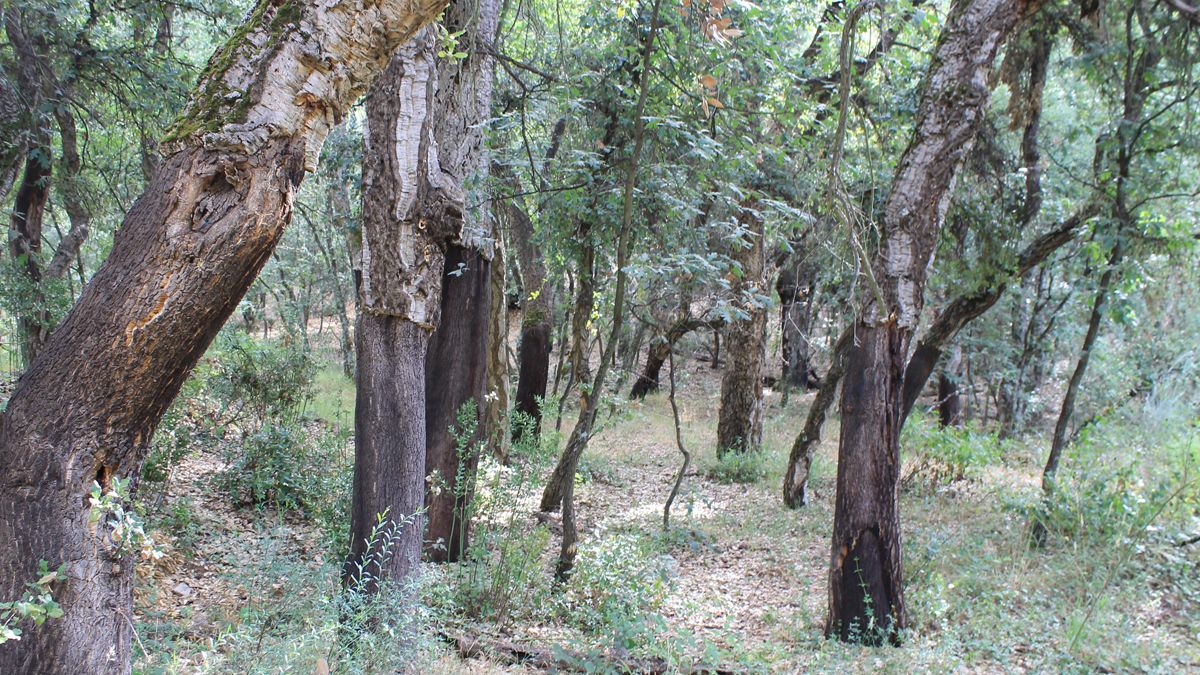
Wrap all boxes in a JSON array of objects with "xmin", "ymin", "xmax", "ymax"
[
  {"xmin": 505, "ymin": 181, "xmax": 554, "ymax": 437},
  {"xmin": 936, "ymin": 345, "xmax": 964, "ymax": 427},
  {"xmin": 539, "ymin": 231, "xmax": 595, "ymax": 512},
  {"xmin": 897, "ymin": 207, "xmax": 1097, "ymax": 425},
  {"xmin": 1041, "ymin": 246, "xmax": 1121, "ymax": 489},
  {"xmin": 345, "ymin": 314, "xmax": 429, "ymax": 591},
  {"xmin": 424, "ymin": 244, "xmax": 491, "ymax": 562},
  {"xmin": 717, "ymin": 204, "xmax": 767, "ymax": 456},
  {"xmin": 546, "ymin": 0, "xmax": 663, "ymax": 578},
  {"xmin": 7, "ymin": 146, "xmax": 52, "ymax": 364},
  {"xmin": 826, "ymin": 0, "xmax": 1027, "ymax": 644},
  {"xmin": 629, "ymin": 316, "xmax": 715, "ymax": 399},
  {"xmin": 484, "ymin": 239, "xmax": 510, "ymax": 462},
  {"xmin": 0, "ymin": 0, "xmax": 448, "ymax": 669},
  {"xmin": 420, "ymin": 0, "xmax": 499, "ymax": 562},
  {"xmin": 630, "ymin": 334, "xmax": 672, "ymax": 400},
  {"xmin": 776, "ymin": 253, "xmax": 820, "ymax": 391},
  {"xmin": 782, "ymin": 327, "xmax": 851, "ymax": 508}
]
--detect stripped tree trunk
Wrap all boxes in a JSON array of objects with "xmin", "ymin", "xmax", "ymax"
[
  {"xmin": 422, "ymin": 0, "xmax": 499, "ymax": 562},
  {"xmin": 345, "ymin": 24, "xmax": 466, "ymax": 590},
  {"xmin": 826, "ymin": 0, "xmax": 1028, "ymax": 644},
  {"xmin": 507, "ymin": 179, "xmax": 555, "ymax": 437},
  {"xmin": 424, "ymin": 244, "xmax": 492, "ymax": 561},
  {"xmin": 717, "ymin": 204, "xmax": 767, "ymax": 456},
  {"xmin": 629, "ymin": 316, "xmax": 718, "ymax": 399},
  {"xmin": 0, "ymin": 0, "xmax": 449, "ymax": 669}
]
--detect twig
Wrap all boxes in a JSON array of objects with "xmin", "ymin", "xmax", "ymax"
[{"xmin": 663, "ymin": 348, "xmax": 691, "ymax": 530}]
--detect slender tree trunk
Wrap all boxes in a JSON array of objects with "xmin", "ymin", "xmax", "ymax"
[
  {"xmin": 717, "ymin": 204, "xmax": 767, "ymax": 456},
  {"xmin": 629, "ymin": 316, "xmax": 715, "ymax": 399},
  {"xmin": 0, "ymin": 0, "xmax": 448, "ymax": 670},
  {"xmin": 782, "ymin": 327, "xmax": 851, "ymax": 508},
  {"xmin": 505, "ymin": 180, "xmax": 554, "ymax": 436},
  {"xmin": 484, "ymin": 239, "xmax": 510, "ymax": 461},
  {"xmin": 546, "ymin": 0, "xmax": 664, "ymax": 578},
  {"xmin": 1035, "ymin": 244, "xmax": 1122, "ymax": 539},
  {"xmin": 825, "ymin": 0, "xmax": 1027, "ymax": 644},
  {"xmin": 539, "ymin": 231, "xmax": 594, "ymax": 512}
]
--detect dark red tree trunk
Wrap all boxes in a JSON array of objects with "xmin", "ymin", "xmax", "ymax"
[
  {"xmin": 420, "ymin": 0, "xmax": 499, "ymax": 561},
  {"xmin": 345, "ymin": 315, "xmax": 429, "ymax": 590},
  {"xmin": 424, "ymin": 244, "xmax": 491, "ymax": 562},
  {"xmin": 825, "ymin": 0, "xmax": 1028, "ymax": 644}
]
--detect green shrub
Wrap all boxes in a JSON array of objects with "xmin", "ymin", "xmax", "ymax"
[
  {"xmin": 0, "ymin": 561, "xmax": 65, "ymax": 644},
  {"xmin": 706, "ymin": 450, "xmax": 768, "ymax": 484},
  {"xmin": 155, "ymin": 498, "xmax": 200, "ymax": 551},
  {"xmin": 557, "ymin": 533, "xmax": 670, "ymax": 647},
  {"xmin": 1011, "ymin": 423, "xmax": 1200, "ymax": 546},
  {"xmin": 209, "ymin": 330, "xmax": 315, "ymax": 423},
  {"xmin": 901, "ymin": 412, "xmax": 1005, "ymax": 488},
  {"xmin": 217, "ymin": 422, "xmax": 351, "ymax": 522},
  {"xmin": 441, "ymin": 410, "xmax": 561, "ymax": 627}
]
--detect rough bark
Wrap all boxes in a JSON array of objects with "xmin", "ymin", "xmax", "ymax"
[
  {"xmin": 348, "ymin": 22, "xmax": 473, "ymax": 587},
  {"xmin": 346, "ymin": 314, "xmax": 429, "ymax": 591},
  {"xmin": 776, "ymin": 251, "xmax": 821, "ymax": 391},
  {"xmin": 717, "ymin": 205, "xmax": 768, "ymax": 456},
  {"xmin": 826, "ymin": 0, "xmax": 1028, "ymax": 644},
  {"xmin": 0, "ymin": 0, "xmax": 449, "ymax": 670},
  {"xmin": 421, "ymin": 0, "xmax": 500, "ymax": 562},
  {"xmin": 782, "ymin": 326, "xmax": 852, "ymax": 508}
]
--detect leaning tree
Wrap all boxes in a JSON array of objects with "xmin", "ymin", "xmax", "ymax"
[{"xmin": 0, "ymin": 0, "xmax": 450, "ymax": 670}]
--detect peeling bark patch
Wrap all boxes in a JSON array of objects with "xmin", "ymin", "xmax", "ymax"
[{"xmin": 124, "ymin": 270, "xmax": 176, "ymax": 346}]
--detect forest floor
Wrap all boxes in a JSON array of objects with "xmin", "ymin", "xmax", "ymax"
[{"xmin": 130, "ymin": 349, "xmax": 1200, "ymax": 673}]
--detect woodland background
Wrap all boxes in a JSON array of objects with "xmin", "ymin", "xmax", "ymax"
[{"xmin": 0, "ymin": 0, "xmax": 1198, "ymax": 671}]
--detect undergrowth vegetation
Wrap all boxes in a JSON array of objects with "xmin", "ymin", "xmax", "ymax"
[{"xmin": 121, "ymin": 330, "xmax": 1200, "ymax": 673}]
